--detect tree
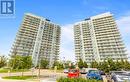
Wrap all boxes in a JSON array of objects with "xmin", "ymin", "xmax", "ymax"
[
  {"xmin": 107, "ymin": 58, "xmax": 117, "ymax": 71},
  {"xmin": 100, "ymin": 60, "xmax": 109, "ymax": 73},
  {"xmin": 98, "ymin": 62, "xmax": 102, "ymax": 70},
  {"xmin": 9, "ymin": 55, "xmax": 32, "ymax": 69},
  {"xmin": 90, "ymin": 61, "xmax": 98, "ymax": 68},
  {"xmin": 120, "ymin": 59, "xmax": 125, "ymax": 70},
  {"xmin": 115, "ymin": 60, "xmax": 122, "ymax": 71},
  {"xmin": 124, "ymin": 60, "xmax": 130, "ymax": 71},
  {"xmin": 9, "ymin": 55, "xmax": 20, "ymax": 69},
  {"xmin": 40, "ymin": 59, "xmax": 49, "ymax": 69},
  {"xmin": 78, "ymin": 59, "xmax": 88, "ymax": 69},
  {"xmin": 83, "ymin": 62, "xmax": 88, "ymax": 68},
  {"xmin": 69, "ymin": 62, "xmax": 75, "ymax": 69},
  {"xmin": 97, "ymin": 59, "xmax": 130, "ymax": 73},
  {"xmin": 0, "ymin": 56, "xmax": 6, "ymax": 68},
  {"xmin": 21, "ymin": 56, "xmax": 32, "ymax": 69},
  {"xmin": 97, "ymin": 60, "xmax": 110, "ymax": 73},
  {"xmin": 98, "ymin": 59, "xmax": 117, "ymax": 73},
  {"xmin": 78, "ymin": 59, "xmax": 84, "ymax": 69},
  {"xmin": 91, "ymin": 59, "xmax": 130, "ymax": 73},
  {"xmin": 64, "ymin": 61, "xmax": 71, "ymax": 69},
  {"xmin": 63, "ymin": 61, "xmax": 76, "ymax": 69},
  {"xmin": 53, "ymin": 61, "xmax": 64, "ymax": 70}
]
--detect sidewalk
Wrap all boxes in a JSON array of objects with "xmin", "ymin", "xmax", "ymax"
[{"xmin": 40, "ymin": 78, "xmax": 56, "ymax": 82}]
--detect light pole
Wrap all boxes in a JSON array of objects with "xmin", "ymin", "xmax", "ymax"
[
  {"xmin": 7, "ymin": 59, "xmax": 11, "ymax": 77},
  {"xmin": 63, "ymin": 57, "xmax": 65, "ymax": 69},
  {"xmin": 38, "ymin": 58, "xmax": 41, "ymax": 81}
]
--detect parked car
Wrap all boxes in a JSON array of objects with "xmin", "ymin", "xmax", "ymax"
[
  {"xmin": 86, "ymin": 69, "xmax": 102, "ymax": 80},
  {"xmin": 67, "ymin": 69, "xmax": 80, "ymax": 78},
  {"xmin": 64, "ymin": 69, "xmax": 68, "ymax": 73},
  {"xmin": 79, "ymin": 68, "xmax": 99, "ymax": 74},
  {"xmin": 99, "ymin": 70, "xmax": 105, "ymax": 75},
  {"xmin": 111, "ymin": 71, "xmax": 130, "ymax": 82},
  {"xmin": 80, "ymin": 68, "xmax": 87, "ymax": 74}
]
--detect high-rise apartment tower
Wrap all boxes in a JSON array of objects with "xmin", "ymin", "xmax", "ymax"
[
  {"xmin": 74, "ymin": 12, "xmax": 127, "ymax": 65},
  {"xmin": 11, "ymin": 13, "xmax": 61, "ymax": 67}
]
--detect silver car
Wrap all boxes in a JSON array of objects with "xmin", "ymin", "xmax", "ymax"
[
  {"xmin": 64, "ymin": 69, "xmax": 69, "ymax": 73},
  {"xmin": 111, "ymin": 71, "xmax": 130, "ymax": 82}
]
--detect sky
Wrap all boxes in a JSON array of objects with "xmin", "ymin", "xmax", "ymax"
[{"xmin": 0, "ymin": 0, "xmax": 130, "ymax": 61}]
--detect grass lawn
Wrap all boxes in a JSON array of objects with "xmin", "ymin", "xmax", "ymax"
[
  {"xmin": 0, "ymin": 68, "xmax": 29, "ymax": 73},
  {"xmin": 2, "ymin": 75, "xmax": 37, "ymax": 80}
]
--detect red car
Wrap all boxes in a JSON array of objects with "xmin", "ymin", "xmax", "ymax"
[{"xmin": 67, "ymin": 69, "xmax": 80, "ymax": 78}]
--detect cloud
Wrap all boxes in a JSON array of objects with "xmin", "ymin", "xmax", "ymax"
[
  {"xmin": 116, "ymin": 16, "xmax": 130, "ymax": 35},
  {"xmin": 60, "ymin": 47, "xmax": 75, "ymax": 61},
  {"xmin": 61, "ymin": 24, "xmax": 74, "ymax": 43},
  {"xmin": 60, "ymin": 24, "xmax": 75, "ymax": 62},
  {"xmin": 116, "ymin": 15, "xmax": 130, "ymax": 58}
]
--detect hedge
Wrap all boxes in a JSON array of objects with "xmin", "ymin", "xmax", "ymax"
[{"xmin": 57, "ymin": 77, "xmax": 102, "ymax": 82}]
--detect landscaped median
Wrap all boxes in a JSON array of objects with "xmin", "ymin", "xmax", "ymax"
[
  {"xmin": 2, "ymin": 75, "xmax": 37, "ymax": 80},
  {"xmin": 57, "ymin": 77, "xmax": 102, "ymax": 82}
]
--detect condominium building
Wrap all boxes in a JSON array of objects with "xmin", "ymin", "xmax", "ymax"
[
  {"xmin": 11, "ymin": 13, "xmax": 61, "ymax": 67},
  {"xmin": 74, "ymin": 12, "xmax": 127, "ymax": 65}
]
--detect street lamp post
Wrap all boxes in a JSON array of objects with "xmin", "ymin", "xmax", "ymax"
[
  {"xmin": 38, "ymin": 58, "xmax": 41, "ymax": 81},
  {"xmin": 7, "ymin": 59, "xmax": 11, "ymax": 77},
  {"xmin": 63, "ymin": 57, "xmax": 65, "ymax": 68}
]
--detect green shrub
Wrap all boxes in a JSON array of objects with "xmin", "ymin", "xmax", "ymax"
[{"xmin": 57, "ymin": 77, "xmax": 102, "ymax": 82}]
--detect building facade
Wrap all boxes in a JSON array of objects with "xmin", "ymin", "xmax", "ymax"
[
  {"xmin": 11, "ymin": 13, "xmax": 61, "ymax": 67},
  {"xmin": 74, "ymin": 12, "xmax": 127, "ymax": 65}
]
